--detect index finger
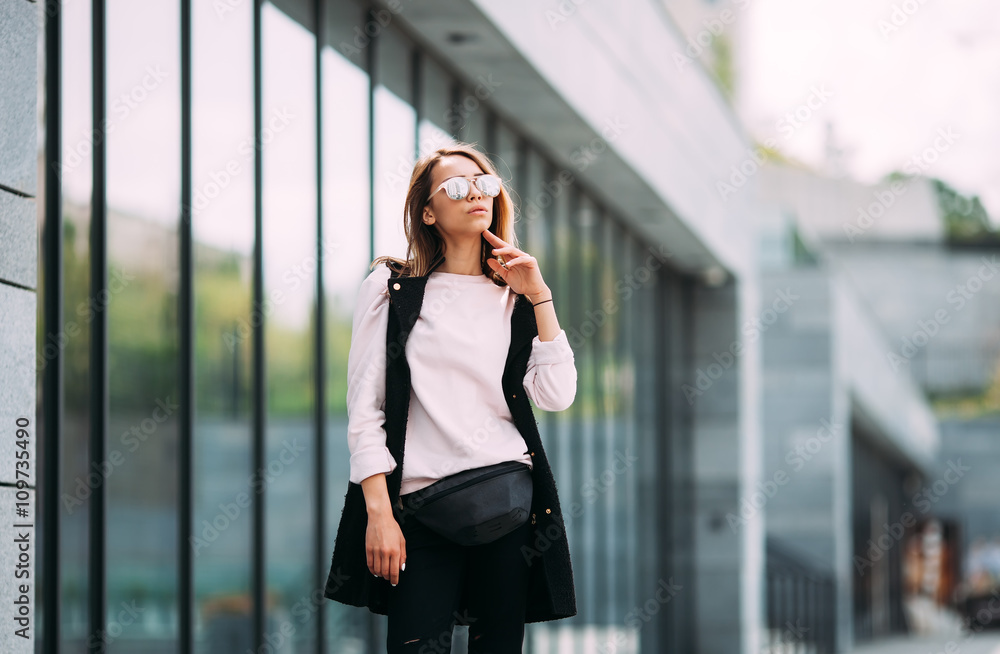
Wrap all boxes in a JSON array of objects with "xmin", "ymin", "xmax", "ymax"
[{"xmin": 482, "ymin": 228, "xmax": 506, "ymax": 245}]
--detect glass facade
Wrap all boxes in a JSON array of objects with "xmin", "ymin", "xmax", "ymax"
[{"xmin": 39, "ymin": 1, "xmax": 693, "ymax": 652}]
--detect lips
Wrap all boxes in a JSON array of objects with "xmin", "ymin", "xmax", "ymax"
[{"xmin": 468, "ymin": 205, "xmax": 488, "ymax": 214}]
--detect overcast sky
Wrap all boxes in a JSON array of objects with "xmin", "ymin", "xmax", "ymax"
[{"xmin": 739, "ymin": 0, "xmax": 1000, "ymax": 226}]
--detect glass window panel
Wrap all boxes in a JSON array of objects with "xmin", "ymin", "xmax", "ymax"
[
  {"xmin": 373, "ymin": 26, "xmax": 415, "ymax": 260},
  {"xmin": 520, "ymin": 148, "xmax": 550, "ymax": 280},
  {"xmin": 551, "ymin": 161, "xmax": 581, "ymax": 648},
  {"xmin": 106, "ymin": 0, "xmax": 181, "ymax": 650},
  {"xmin": 321, "ymin": 16, "xmax": 375, "ymax": 653},
  {"xmin": 191, "ymin": 1, "xmax": 255, "ymax": 651},
  {"xmin": 57, "ymin": 0, "xmax": 94, "ymax": 649},
  {"xmin": 575, "ymin": 195, "xmax": 605, "ymax": 627},
  {"xmin": 261, "ymin": 3, "xmax": 318, "ymax": 652},
  {"xmin": 376, "ymin": 19, "xmax": 411, "ymax": 105},
  {"xmin": 596, "ymin": 217, "xmax": 624, "ymax": 629},
  {"xmin": 458, "ymin": 83, "xmax": 488, "ymax": 148},
  {"xmin": 493, "ymin": 122, "xmax": 519, "ymax": 225},
  {"xmin": 417, "ymin": 56, "xmax": 454, "ymax": 158},
  {"xmin": 322, "ymin": 0, "xmax": 371, "ymax": 74},
  {"xmin": 452, "ymin": 77, "xmax": 491, "ymax": 147},
  {"xmin": 630, "ymin": 233, "xmax": 661, "ymax": 653}
]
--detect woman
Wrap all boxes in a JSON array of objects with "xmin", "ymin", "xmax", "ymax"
[{"xmin": 326, "ymin": 142, "xmax": 578, "ymax": 652}]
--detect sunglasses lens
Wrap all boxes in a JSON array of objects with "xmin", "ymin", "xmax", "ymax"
[
  {"xmin": 476, "ymin": 175, "xmax": 501, "ymax": 197},
  {"xmin": 444, "ymin": 178, "xmax": 470, "ymax": 200}
]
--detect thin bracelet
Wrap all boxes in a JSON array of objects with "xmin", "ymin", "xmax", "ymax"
[{"xmin": 531, "ymin": 298, "xmax": 553, "ymax": 307}]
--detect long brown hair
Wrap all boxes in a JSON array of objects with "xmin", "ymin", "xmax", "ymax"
[{"xmin": 371, "ymin": 142, "xmax": 519, "ymax": 284}]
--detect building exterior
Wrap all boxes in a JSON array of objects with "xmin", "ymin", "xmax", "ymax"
[
  {"xmin": 758, "ymin": 159, "xmax": 1000, "ymax": 649},
  {"xmin": 21, "ymin": 0, "xmax": 775, "ymax": 652},
  {"xmin": 18, "ymin": 1, "xmax": 992, "ymax": 652}
]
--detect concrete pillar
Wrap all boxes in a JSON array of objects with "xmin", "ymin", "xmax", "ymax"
[
  {"xmin": 686, "ymin": 276, "xmax": 764, "ymax": 654},
  {"xmin": 759, "ymin": 269, "xmax": 854, "ymax": 652},
  {"xmin": 0, "ymin": 1, "xmax": 40, "ymax": 651}
]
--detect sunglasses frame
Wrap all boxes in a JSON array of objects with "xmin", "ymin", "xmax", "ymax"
[{"xmin": 428, "ymin": 174, "xmax": 502, "ymax": 202}]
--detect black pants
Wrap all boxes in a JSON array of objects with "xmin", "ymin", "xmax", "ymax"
[{"xmin": 386, "ymin": 497, "xmax": 534, "ymax": 654}]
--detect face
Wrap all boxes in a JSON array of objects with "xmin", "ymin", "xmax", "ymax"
[{"xmin": 422, "ymin": 155, "xmax": 495, "ymax": 239}]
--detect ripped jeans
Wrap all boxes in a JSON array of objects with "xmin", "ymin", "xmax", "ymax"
[{"xmin": 385, "ymin": 496, "xmax": 534, "ymax": 653}]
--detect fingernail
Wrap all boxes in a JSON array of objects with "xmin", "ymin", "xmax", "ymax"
[
  {"xmin": 401, "ymin": 563, "xmax": 406, "ymax": 571},
  {"xmin": 391, "ymin": 582, "xmax": 397, "ymax": 587}
]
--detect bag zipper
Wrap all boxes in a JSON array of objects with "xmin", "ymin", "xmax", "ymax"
[{"xmin": 416, "ymin": 463, "xmax": 528, "ymax": 509}]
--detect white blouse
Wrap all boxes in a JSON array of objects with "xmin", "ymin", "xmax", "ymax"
[{"xmin": 346, "ymin": 264, "xmax": 577, "ymax": 496}]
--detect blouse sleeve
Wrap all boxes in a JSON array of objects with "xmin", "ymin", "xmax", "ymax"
[
  {"xmin": 522, "ymin": 328, "xmax": 577, "ymax": 412},
  {"xmin": 346, "ymin": 265, "xmax": 398, "ymax": 484}
]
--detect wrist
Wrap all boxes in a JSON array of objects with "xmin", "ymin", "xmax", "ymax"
[
  {"xmin": 527, "ymin": 287, "xmax": 552, "ymax": 305},
  {"xmin": 366, "ymin": 501, "xmax": 393, "ymax": 518}
]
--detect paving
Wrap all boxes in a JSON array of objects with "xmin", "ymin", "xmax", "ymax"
[{"xmin": 848, "ymin": 633, "xmax": 1000, "ymax": 654}]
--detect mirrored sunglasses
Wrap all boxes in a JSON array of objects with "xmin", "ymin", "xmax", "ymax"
[{"xmin": 430, "ymin": 174, "xmax": 502, "ymax": 201}]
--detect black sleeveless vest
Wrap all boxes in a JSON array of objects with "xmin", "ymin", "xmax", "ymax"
[{"xmin": 324, "ymin": 258, "xmax": 577, "ymax": 623}]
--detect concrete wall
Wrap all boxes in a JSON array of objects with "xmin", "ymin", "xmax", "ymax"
[
  {"xmin": 758, "ymin": 268, "xmax": 852, "ymax": 650},
  {"xmin": 0, "ymin": 1, "xmax": 39, "ymax": 652},
  {"xmin": 759, "ymin": 265, "xmax": 940, "ymax": 652},
  {"xmin": 823, "ymin": 241, "xmax": 1000, "ymax": 395},
  {"xmin": 688, "ymin": 277, "xmax": 764, "ymax": 654}
]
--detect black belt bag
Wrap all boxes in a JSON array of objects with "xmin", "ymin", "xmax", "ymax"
[{"xmin": 395, "ymin": 460, "xmax": 533, "ymax": 546}]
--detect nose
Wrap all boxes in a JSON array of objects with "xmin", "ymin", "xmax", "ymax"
[{"xmin": 467, "ymin": 178, "xmax": 484, "ymax": 200}]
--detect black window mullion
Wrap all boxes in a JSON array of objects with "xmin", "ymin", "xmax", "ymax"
[
  {"xmin": 43, "ymin": 3, "xmax": 64, "ymax": 652},
  {"xmin": 252, "ymin": 0, "xmax": 265, "ymax": 652},
  {"xmin": 178, "ymin": 0, "xmax": 193, "ymax": 652},
  {"xmin": 412, "ymin": 49, "xmax": 422, "ymax": 160},
  {"xmin": 366, "ymin": 2, "xmax": 376, "ymax": 267},
  {"xmin": 89, "ymin": 1, "xmax": 108, "ymax": 652},
  {"xmin": 312, "ymin": 0, "xmax": 326, "ymax": 651}
]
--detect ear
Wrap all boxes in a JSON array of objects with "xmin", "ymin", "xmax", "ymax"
[{"xmin": 423, "ymin": 206, "xmax": 434, "ymax": 225}]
